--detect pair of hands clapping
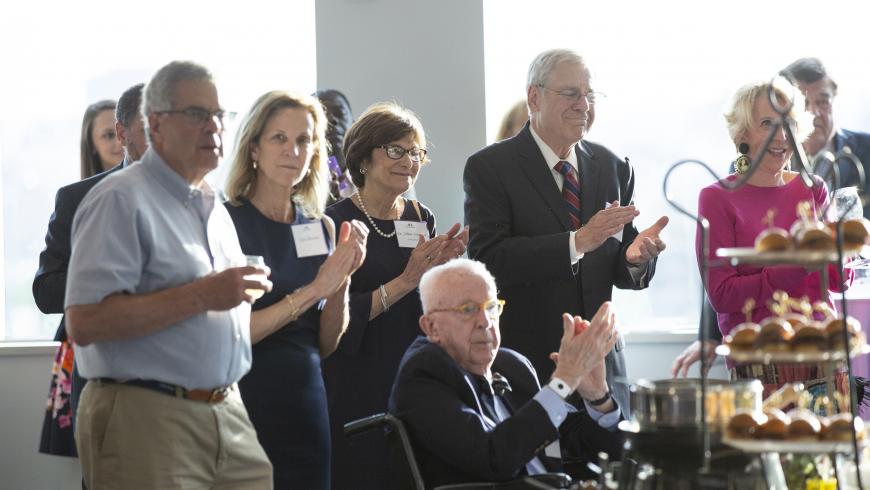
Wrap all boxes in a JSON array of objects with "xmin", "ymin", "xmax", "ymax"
[
  {"xmin": 549, "ymin": 302, "xmax": 618, "ymax": 400},
  {"xmin": 312, "ymin": 220, "xmax": 369, "ymax": 298},
  {"xmin": 399, "ymin": 222, "xmax": 469, "ymax": 289},
  {"xmin": 575, "ymin": 201, "xmax": 668, "ymax": 265}
]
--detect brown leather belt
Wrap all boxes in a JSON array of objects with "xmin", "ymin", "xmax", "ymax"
[{"xmin": 97, "ymin": 378, "xmax": 231, "ymax": 404}]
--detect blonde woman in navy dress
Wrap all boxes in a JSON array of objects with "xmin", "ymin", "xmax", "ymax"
[{"xmin": 224, "ymin": 91, "xmax": 368, "ymax": 490}]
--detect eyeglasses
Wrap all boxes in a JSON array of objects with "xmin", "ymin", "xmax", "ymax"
[
  {"xmin": 156, "ymin": 106, "xmax": 237, "ymax": 129},
  {"xmin": 428, "ymin": 299, "xmax": 505, "ymax": 320},
  {"xmin": 377, "ymin": 144, "xmax": 428, "ymax": 163},
  {"xmin": 537, "ymin": 85, "xmax": 605, "ymax": 104}
]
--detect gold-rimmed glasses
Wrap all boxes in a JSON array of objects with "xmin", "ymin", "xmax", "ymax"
[{"xmin": 428, "ymin": 299, "xmax": 505, "ymax": 320}]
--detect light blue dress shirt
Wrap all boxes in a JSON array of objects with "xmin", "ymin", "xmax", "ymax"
[{"xmin": 65, "ymin": 148, "xmax": 251, "ymax": 389}]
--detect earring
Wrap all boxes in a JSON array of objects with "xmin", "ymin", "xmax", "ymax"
[
  {"xmin": 252, "ymin": 160, "xmax": 258, "ymax": 170},
  {"xmin": 360, "ymin": 167, "xmax": 367, "ymax": 175},
  {"xmin": 735, "ymin": 143, "xmax": 750, "ymax": 174}
]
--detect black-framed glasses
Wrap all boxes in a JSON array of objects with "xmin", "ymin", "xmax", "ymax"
[
  {"xmin": 428, "ymin": 299, "xmax": 505, "ymax": 320},
  {"xmin": 537, "ymin": 85, "xmax": 606, "ymax": 104},
  {"xmin": 156, "ymin": 106, "xmax": 237, "ymax": 129},
  {"xmin": 376, "ymin": 144, "xmax": 428, "ymax": 163}
]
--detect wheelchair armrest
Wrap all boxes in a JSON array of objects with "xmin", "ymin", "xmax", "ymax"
[
  {"xmin": 343, "ymin": 412, "xmax": 390, "ymax": 437},
  {"xmin": 519, "ymin": 473, "xmax": 572, "ymax": 489},
  {"xmin": 344, "ymin": 412, "xmax": 426, "ymax": 490}
]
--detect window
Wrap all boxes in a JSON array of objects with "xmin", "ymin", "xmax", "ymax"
[
  {"xmin": 0, "ymin": 1, "xmax": 316, "ymax": 340},
  {"xmin": 483, "ymin": 0, "xmax": 870, "ymax": 331}
]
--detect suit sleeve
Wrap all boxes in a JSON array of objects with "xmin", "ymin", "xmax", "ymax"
[
  {"xmin": 393, "ymin": 353, "xmax": 560, "ymax": 481},
  {"xmin": 33, "ymin": 187, "xmax": 75, "ymax": 314},
  {"xmin": 612, "ymin": 157, "xmax": 656, "ymax": 289},
  {"xmin": 464, "ymin": 152, "xmax": 575, "ymax": 286}
]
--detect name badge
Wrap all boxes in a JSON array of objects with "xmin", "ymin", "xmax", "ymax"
[
  {"xmin": 292, "ymin": 223, "xmax": 329, "ymax": 257},
  {"xmin": 395, "ymin": 220, "xmax": 428, "ymax": 248}
]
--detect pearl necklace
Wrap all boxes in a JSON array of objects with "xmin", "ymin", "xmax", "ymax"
[{"xmin": 356, "ymin": 192, "xmax": 401, "ymax": 238}]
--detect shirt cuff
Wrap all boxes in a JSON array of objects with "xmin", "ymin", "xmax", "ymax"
[
  {"xmin": 535, "ymin": 387, "xmax": 577, "ymax": 429},
  {"xmin": 569, "ymin": 231, "xmax": 584, "ymax": 264},
  {"xmin": 583, "ymin": 399, "xmax": 621, "ymax": 430}
]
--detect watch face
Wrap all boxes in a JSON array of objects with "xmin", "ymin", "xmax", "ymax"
[{"xmin": 549, "ymin": 378, "xmax": 571, "ymax": 398}]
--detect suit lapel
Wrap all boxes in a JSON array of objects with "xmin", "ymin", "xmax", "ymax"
[
  {"xmin": 577, "ymin": 141, "xmax": 600, "ymax": 226},
  {"xmin": 515, "ymin": 128, "xmax": 574, "ymax": 232}
]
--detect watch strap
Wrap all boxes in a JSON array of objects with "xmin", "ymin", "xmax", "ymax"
[{"xmin": 586, "ymin": 389, "xmax": 612, "ymax": 406}]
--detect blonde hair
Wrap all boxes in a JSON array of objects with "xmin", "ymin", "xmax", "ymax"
[
  {"xmin": 724, "ymin": 77, "xmax": 813, "ymax": 150},
  {"xmin": 496, "ymin": 100, "xmax": 528, "ymax": 142},
  {"xmin": 225, "ymin": 91, "xmax": 329, "ymax": 218}
]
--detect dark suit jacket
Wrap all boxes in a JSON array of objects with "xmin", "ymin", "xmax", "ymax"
[
  {"xmin": 828, "ymin": 128, "xmax": 870, "ymax": 218},
  {"xmin": 33, "ymin": 163, "xmax": 125, "ymax": 339},
  {"xmin": 463, "ymin": 124, "xmax": 655, "ymax": 410},
  {"xmin": 388, "ymin": 337, "xmax": 622, "ymax": 489}
]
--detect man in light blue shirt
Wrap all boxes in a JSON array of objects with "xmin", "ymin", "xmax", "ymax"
[
  {"xmin": 389, "ymin": 259, "xmax": 623, "ymax": 488},
  {"xmin": 65, "ymin": 60, "xmax": 274, "ymax": 489}
]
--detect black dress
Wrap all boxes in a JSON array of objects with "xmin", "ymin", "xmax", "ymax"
[
  {"xmin": 226, "ymin": 200, "xmax": 332, "ymax": 490},
  {"xmin": 323, "ymin": 197, "xmax": 436, "ymax": 490}
]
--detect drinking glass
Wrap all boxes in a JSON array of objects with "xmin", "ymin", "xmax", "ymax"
[{"xmin": 244, "ymin": 255, "xmax": 267, "ymax": 300}]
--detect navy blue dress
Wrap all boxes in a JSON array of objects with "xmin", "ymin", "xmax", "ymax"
[
  {"xmin": 323, "ymin": 197, "xmax": 436, "ymax": 490},
  {"xmin": 226, "ymin": 200, "xmax": 332, "ymax": 490}
]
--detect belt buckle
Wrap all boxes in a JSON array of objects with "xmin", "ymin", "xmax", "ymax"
[{"xmin": 208, "ymin": 386, "xmax": 229, "ymax": 403}]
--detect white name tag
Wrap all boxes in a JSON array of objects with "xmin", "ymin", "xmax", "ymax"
[
  {"xmin": 395, "ymin": 220, "xmax": 428, "ymax": 248},
  {"xmin": 292, "ymin": 223, "xmax": 329, "ymax": 257}
]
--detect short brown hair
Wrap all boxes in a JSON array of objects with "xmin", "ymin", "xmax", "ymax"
[
  {"xmin": 225, "ymin": 91, "xmax": 329, "ymax": 218},
  {"xmin": 343, "ymin": 102, "xmax": 427, "ymax": 188}
]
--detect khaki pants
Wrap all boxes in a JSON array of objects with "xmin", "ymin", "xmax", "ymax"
[{"xmin": 76, "ymin": 380, "xmax": 273, "ymax": 490}]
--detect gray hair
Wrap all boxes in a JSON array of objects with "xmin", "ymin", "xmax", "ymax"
[
  {"xmin": 527, "ymin": 49, "xmax": 588, "ymax": 89},
  {"xmin": 143, "ymin": 61, "xmax": 213, "ymax": 142},
  {"xmin": 115, "ymin": 83, "xmax": 144, "ymax": 129},
  {"xmin": 419, "ymin": 259, "xmax": 497, "ymax": 313}
]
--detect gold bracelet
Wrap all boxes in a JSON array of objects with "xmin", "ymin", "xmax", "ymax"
[{"xmin": 285, "ymin": 290, "xmax": 301, "ymax": 320}]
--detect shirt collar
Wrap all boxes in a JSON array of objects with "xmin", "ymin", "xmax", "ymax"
[
  {"xmin": 529, "ymin": 125, "xmax": 579, "ymax": 173},
  {"xmin": 141, "ymin": 148, "xmax": 216, "ymax": 214}
]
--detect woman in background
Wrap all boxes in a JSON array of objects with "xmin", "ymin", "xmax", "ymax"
[
  {"xmin": 495, "ymin": 99, "xmax": 528, "ymax": 142},
  {"xmin": 697, "ymin": 79, "xmax": 851, "ymax": 398},
  {"xmin": 225, "ymin": 90, "xmax": 367, "ymax": 489},
  {"xmin": 324, "ymin": 102, "xmax": 467, "ymax": 489},
  {"xmin": 80, "ymin": 99, "xmax": 123, "ymax": 178}
]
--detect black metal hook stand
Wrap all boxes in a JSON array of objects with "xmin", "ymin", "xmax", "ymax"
[{"xmin": 660, "ymin": 77, "xmax": 868, "ymax": 489}]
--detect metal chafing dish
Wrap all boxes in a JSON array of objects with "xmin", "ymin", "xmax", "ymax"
[{"xmin": 630, "ymin": 378, "xmax": 762, "ymax": 432}]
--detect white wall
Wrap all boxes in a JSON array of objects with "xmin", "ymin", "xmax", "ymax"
[
  {"xmin": 315, "ymin": 0, "xmax": 487, "ymax": 229},
  {"xmin": 0, "ymin": 344, "xmax": 81, "ymax": 490}
]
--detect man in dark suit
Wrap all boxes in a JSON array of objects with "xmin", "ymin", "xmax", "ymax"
[
  {"xmin": 464, "ymin": 49, "xmax": 667, "ymax": 411},
  {"xmin": 34, "ymin": 83, "xmax": 146, "ymax": 457},
  {"xmin": 780, "ymin": 57, "xmax": 870, "ymax": 216},
  {"xmin": 389, "ymin": 258, "xmax": 623, "ymax": 488}
]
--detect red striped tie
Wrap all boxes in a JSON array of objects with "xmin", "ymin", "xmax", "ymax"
[{"xmin": 554, "ymin": 161, "xmax": 581, "ymax": 229}]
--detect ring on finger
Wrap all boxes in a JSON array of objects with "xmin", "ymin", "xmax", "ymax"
[{"xmin": 426, "ymin": 255, "xmax": 432, "ymax": 261}]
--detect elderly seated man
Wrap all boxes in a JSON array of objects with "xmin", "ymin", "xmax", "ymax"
[{"xmin": 388, "ymin": 258, "xmax": 623, "ymax": 488}]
